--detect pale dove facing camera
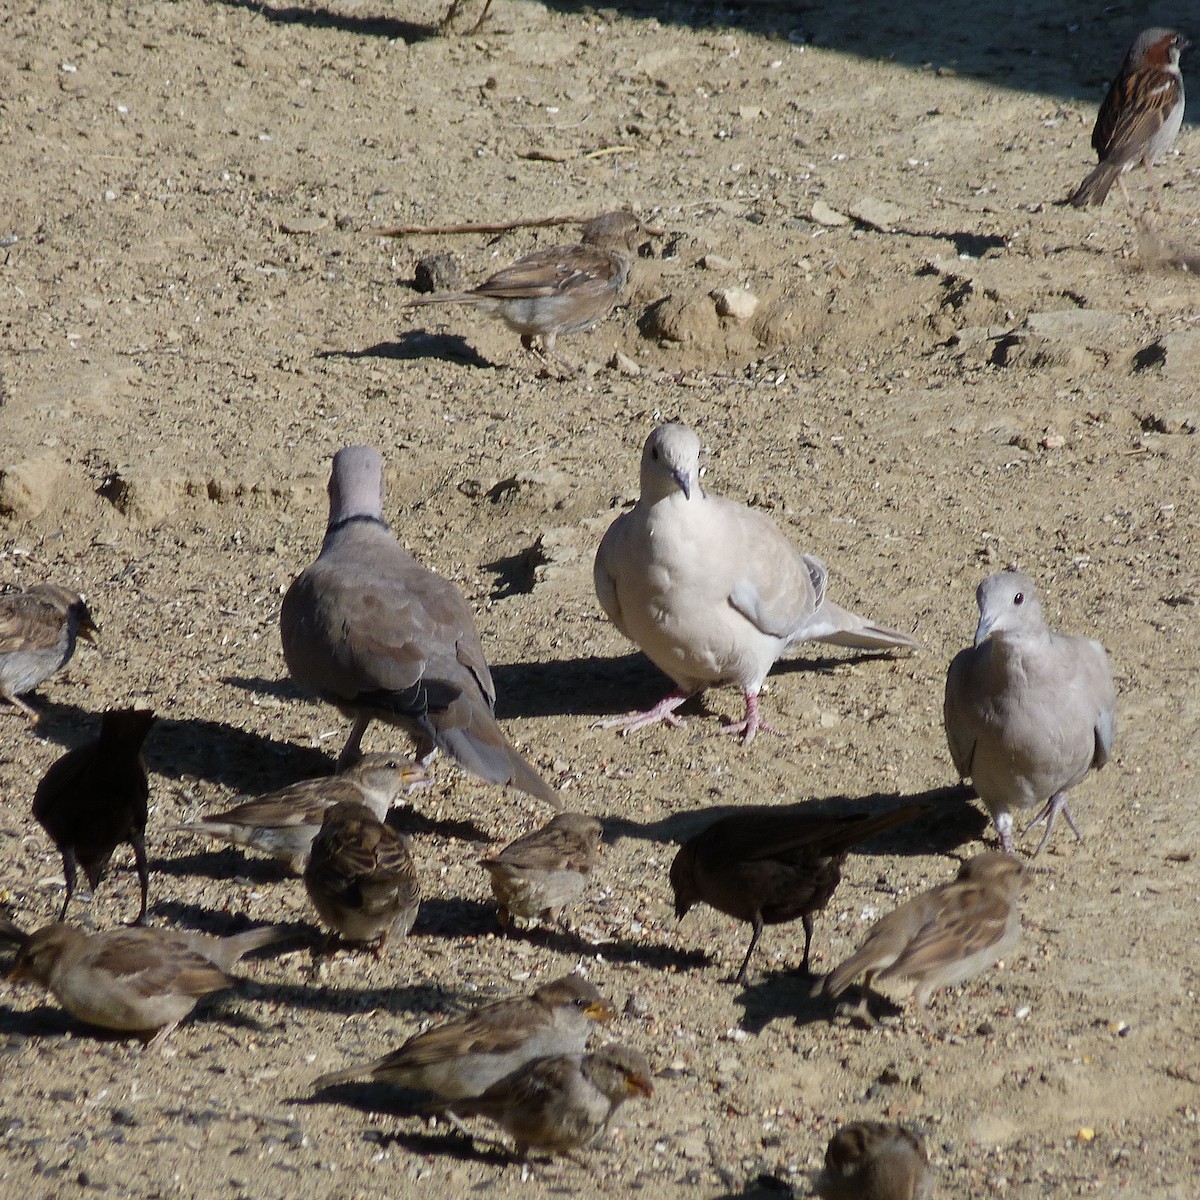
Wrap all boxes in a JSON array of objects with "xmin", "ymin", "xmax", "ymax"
[
  {"xmin": 281, "ymin": 446, "xmax": 560, "ymax": 806},
  {"xmin": 944, "ymin": 572, "xmax": 1116, "ymax": 855},
  {"xmin": 594, "ymin": 423, "xmax": 919, "ymax": 742}
]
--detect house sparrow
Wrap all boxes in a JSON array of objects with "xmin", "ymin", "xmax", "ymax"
[
  {"xmin": 445, "ymin": 1043, "xmax": 654, "ymax": 1160},
  {"xmin": 821, "ymin": 852, "xmax": 1025, "ymax": 1025},
  {"xmin": 670, "ymin": 804, "xmax": 928, "ymax": 984},
  {"xmin": 303, "ymin": 799, "xmax": 420, "ymax": 956},
  {"xmin": 401, "ymin": 211, "xmax": 647, "ymax": 377},
  {"xmin": 280, "ymin": 445, "xmax": 560, "ymax": 805},
  {"xmin": 0, "ymin": 584, "xmax": 98, "ymax": 719},
  {"xmin": 479, "ymin": 812, "xmax": 603, "ymax": 929},
  {"xmin": 594, "ymin": 423, "xmax": 918, "ymax": 743},
  {"xmin": 817, "ymin": 1121, "xmax": 932, "ymax": 1200},
  {"xmin": 944, "ymin": 572, "xmax": 1115, "ymax": 855},
  {"xmin": 313, "ymin": 973, "xmax": 614, "ymax": 1099},
  {"xmin": 1069, "ymin": 28, "xmax": 1187, "ymax": 208},
  {"xmin": 172, "ymin": 754, "xmax": 430, "ymax": 873},
  {"xmin": 32, "ymin": 708, "xmax": 154, "ymax": 924},
  {"xmin": 6, "ymin": 920, "xmax": 285, "ymax": 1043}
]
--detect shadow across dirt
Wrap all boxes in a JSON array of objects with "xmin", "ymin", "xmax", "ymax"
[
  {"xmin": 606, "ymin": 784, "xmax": 986, "ymax": 855},
  {"xmin": 317, "ymin": 334, "xmax": 494, "ymax": 369}
]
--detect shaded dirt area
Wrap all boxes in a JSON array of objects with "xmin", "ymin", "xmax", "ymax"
[{"xmin": 0, "ymin": 1, "xmax": 1197, "ymax": 1197}]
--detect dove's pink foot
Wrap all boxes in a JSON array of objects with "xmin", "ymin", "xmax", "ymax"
[
  {"xmin": 1026, "ymin": 790, "xmax": 1082, "ymax": 857},
  {"xmin": 595, "ymin": 689, "xmax": 692, "ymax": 735},
  {"xmin": 717, "ymin": 691, "xmax": 784, "ymax": 745}
]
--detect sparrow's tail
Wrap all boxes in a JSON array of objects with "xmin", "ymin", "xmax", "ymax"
[{"xmin": 1068, "ymin": 162, "xmax": 1120, "ymax": 208}]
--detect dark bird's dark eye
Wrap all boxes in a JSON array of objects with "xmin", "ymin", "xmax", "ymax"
[
  {"xmin": 651, "ymin": 446, "xmax": 659, "ymax": 460},
  {"xmin": 1013, "ymin": 592, "xmax": 1024, "ymax": 605}
]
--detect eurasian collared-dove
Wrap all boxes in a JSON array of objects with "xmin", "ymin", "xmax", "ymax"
[
  {"xmin": 402, "ymin": 211, "xmax": 647, "ymax": 377},
  {"xmin": 944, "ymin": 572, "xmax": 1116, "ymax": 855},
  {"xmin": 593, "ymin": 423, "xmax": 919, "ymax": 742},
  {"xmin": 280, "ymin": 446, "xmax": 560, "ymax": 806}
]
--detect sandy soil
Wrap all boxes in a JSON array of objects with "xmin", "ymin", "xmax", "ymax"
[{"xmin": 1, "ymin": 1, "xmax": 1197, "ymax": 1196}]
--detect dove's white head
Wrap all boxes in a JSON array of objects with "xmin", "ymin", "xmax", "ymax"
[
  {"xmin": 327, "ymin": 446, "xmax": 386, "ymax": 528},
  {"xmin": 973, "ymin": 571, "xmax": 1045, "ymax": 647},
  {"xmin": 639, "ymin": 422, "xmax": 702, "ymax": 503}
]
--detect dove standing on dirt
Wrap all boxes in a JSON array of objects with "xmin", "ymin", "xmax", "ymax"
[
  {"xmin": 0, "ymin": 584, "xmax": 99, "ymax": 719},
  {"xmin": 480, "ymin": 812, "xmax": 603, "ymax": 930},
  {"xmin": 446, "ymin": 1043, "xmax": 654, "ymax": 1160},
  {"xmin": 303, "ymin": 799, "xmax": 420, "ymax": 956},
  {"xmin": 281, "ymin": 446, "xmax": 560, "ymax": 805},
  {"xmin": 6, "ymin": 920, "xmax": 284, "ymax": 1043},
  {"xmin": 944, "ymin": 572, "xmax": 1116, "ymax": 856},
  {"xmin": 820, "ymin": 851, "xmax": 1025, "ymax": 1024},
  {"xmin": 1068, "ymin": 28, "xmax": 1187, "ymax": 209},
  {"xmin": 817, "ymin": 1121, "xmax": 932, "ymax": 1200},
  {"xmin": 172, "ymin": 754, "xmax": 429, "ymax": 873},
  {"xmin": 401, "ymin": 211, "xmax": 646, "ymax": 376},
  {"xmin": 313, "ymin": 973, "xmax": 614, "ymax": 1099},
  {"xmin": 33, "ymin": 708, "xmax": 154, "ymax": 924},
  {"xmin": 670, "ymin": 804, "xmax": 928, "ymax": 984},
  {"xmin": 594, "ymin": 423, "xmax": 919, "ymax": 742}
]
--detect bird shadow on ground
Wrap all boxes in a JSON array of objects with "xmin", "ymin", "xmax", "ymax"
[
  {"xmin": 148, "ymin": 898, "xmax": 310, "ymax": 945},
  {"xmin": 151, "ymin": 846, "xmax": 295, "ymax": 885},
  {"xmin": 211, "ymin": 0, "xmax": 438, "ymax": 44},
  {"xmin": 605, "ymin": 784, "xmax": 988, "ymax": 856},
  {"xmin": 9, "ymin": 696, "xmax": 338, "ymax": 797},
  {"xmin": 387, "ymin": 804, "xmax": 493, "ymax": 844},
  {"xmin": 731, "ymin": 967, "xmax": 906, "ymax": 1035},
  {"xmin": 365, "ymin": 1125, "xmax": 506, "ymax": 1165},
  {"xmin": 489, "ymin": 648, "xmax": 903, "ymax": 722},
  {"xmin": 317, "ymin": 333, "xmax": 494, "ymax": 369}
]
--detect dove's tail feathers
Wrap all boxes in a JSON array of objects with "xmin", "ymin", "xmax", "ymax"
[
  {"xmin": 810, "ymin": 601, "xmax": 921, "ymax": 653},
  {"xmin": 434, "ymin": 711, "xmax": 562, "ymax": 809},
  {"xmin": 1068, "ymin": 162, "xmax": 1120, "ymax": 208}
]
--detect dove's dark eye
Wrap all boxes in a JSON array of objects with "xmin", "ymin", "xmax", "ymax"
[
  {"xmin": 650, "ymin": 446, "xmax": 659, "ymax": 460},
  {"xmin": 1013, "ymin": 592, "xmax": 1024, "ymax": 606}
]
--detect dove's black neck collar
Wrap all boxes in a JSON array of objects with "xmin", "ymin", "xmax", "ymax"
[{"xmin": 326, "ymin": 513, "xmax": 390, "ymax": 535}]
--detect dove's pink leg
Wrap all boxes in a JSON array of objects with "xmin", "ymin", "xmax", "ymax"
[
  {"xmin": 717, "ymin": 691, "xmax": 785, "ymax": 745},
  {"xmin": 1026, "ymin": 790, "xmax": 1082, "ymax": 857},
  {"xmin": 595, "ymin": 689, "xmax": 692, "ymax": 735}
]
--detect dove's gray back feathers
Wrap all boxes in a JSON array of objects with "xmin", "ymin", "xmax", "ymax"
[{"xmin": 281, "ymin": 446, "xmax": 559, "ymax": 805}]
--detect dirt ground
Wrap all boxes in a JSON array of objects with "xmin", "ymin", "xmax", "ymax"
[{"xmin": 0, "ymin": 0, "xmax": 1197, "ymax": 1196}]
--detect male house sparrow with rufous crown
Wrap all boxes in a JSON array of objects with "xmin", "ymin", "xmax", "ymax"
[{"xmin": 1069, "ymin": 28, "xmax": 1187, "ymax": 208}]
